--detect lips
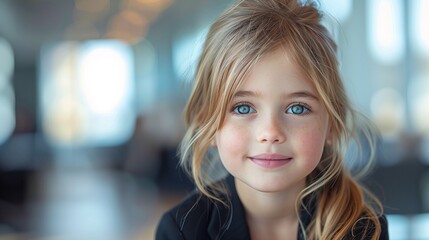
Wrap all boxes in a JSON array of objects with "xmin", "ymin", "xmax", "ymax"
[{"xmin": 248, "ymin": 153, "xmax": 292, "ymax": 168}]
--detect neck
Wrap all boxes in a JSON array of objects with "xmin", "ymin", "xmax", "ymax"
[{"xmin": 235, "ymin": 178, "xmax": 305, "ymax": 240}]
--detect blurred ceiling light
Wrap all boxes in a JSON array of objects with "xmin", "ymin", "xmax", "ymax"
[
  {"xmin": 106, "ymin": 13, "xmax": 147, "ymax": 44},
  {"xmin": 122, "ymin": 0, "xmax": 173, "ymax": 20},
  {"xmin": 120, "ymin": 10, "xmax": 147, "ymax": 27},
  {"xmin": 75, "ymin": 0, "xmax": 110, "ymax": 14},
  {"xmin": 370, "ymin": 88, "xmax": 405, "ymax": 137},
  {"xmin": 367, "ymin": 0, "xmax": 405, "ymax": 64},
  {"xmin": 134, "ymin": 0, "xmax": 173, "ymax": 9},
  {"xmin": 411, "ymin": 0, "xmax": 429, "ymax": 56},
  {"xmin": 409, "ymin": 76, "xmax": 429, "ymax": 135},
  {"xmin": 319, "ymin": 0, "xmax": 352, "ymax": 23}
]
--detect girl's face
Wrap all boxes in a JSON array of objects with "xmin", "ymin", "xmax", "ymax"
[{"xmin": 215, "ymin": 48, "xmax": 331, "ymax": 193}]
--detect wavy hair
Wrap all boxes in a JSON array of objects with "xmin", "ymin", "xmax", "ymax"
[{"xmin": 180, "ymin": 0, "xmax": 383, "ymax": 239}]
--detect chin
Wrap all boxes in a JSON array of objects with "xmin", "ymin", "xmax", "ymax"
[{"xmin": 247, "ymin": 180, "xmax": 292, "ymax": 193}]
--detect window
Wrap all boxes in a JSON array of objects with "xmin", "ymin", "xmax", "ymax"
[
  {"xmin": 0, "ymin": 38, "xmax": 15, "ymax": 145},
  {"xmin": 39, "ymin": 40, "xmax": 135, "ymax": 147}
]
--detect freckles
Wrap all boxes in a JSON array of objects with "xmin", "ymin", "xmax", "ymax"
[
  {"xmin": 216, "ymin": 124, "xmax": 249, "ymax": 174},
  {"xmin": 296, "ymin": 129, "xmax": 325, "ymax": 161},
  {"xmin": 231, "ymin": 131, "xmax": 247, "ymax": 150},
  {"xmin": 217, "ymin": 124, "xmax": 248, "ymax": 156}
]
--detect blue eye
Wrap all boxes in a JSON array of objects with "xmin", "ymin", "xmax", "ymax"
[
  {"xmin": 233, "ymin": 104, "xmax": 256, "ymax": 114},
  {"xmin": 286, "ymin": 104, "xmax": 309, "ymax": 115}
]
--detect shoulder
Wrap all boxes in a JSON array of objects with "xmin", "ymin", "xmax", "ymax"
[
  {"xmin": 155, "ymin": 191, "xmax": 219, "ymax": 240},
  {"xmin": 156, "ymin": 176, "xmax": 250, "ymax": 240}
]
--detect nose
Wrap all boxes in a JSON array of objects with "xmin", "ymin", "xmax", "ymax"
[{"xmin": 257, "ymin": 115, "xmax": 286, "ymax": 144}]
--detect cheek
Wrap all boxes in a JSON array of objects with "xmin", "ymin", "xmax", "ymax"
[
  {"xmin": 215, "ymin": 124, "xmax": 249, "ymax": 162},
  {"xmin": 299, "ymin": 132, "xmax": 325, "ymax": 156},
  {"xmin": 295, "ymin": 126, "xmax": 328, "ymax": 166}
]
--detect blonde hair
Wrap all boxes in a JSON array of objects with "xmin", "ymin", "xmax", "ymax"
[{"xmin": 180, "ymin": 0, "xmax": 383, "ymax": 239}]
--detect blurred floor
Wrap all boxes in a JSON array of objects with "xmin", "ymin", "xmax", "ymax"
[{"xmin": 0, "ymin": 168, "xmax": 187, "ymax": 240}]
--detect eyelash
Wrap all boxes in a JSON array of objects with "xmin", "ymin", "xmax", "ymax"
[
  {"xmin": 231, "ymin": 102, "xmax": 312, "ymax": 115},
  {"xmin": 287, "ymin": 102, "xmax": 312, "ymax": 115},
  {"xmin": 231, "ymin": 102, "xmax": 255, "ymax": 115}
]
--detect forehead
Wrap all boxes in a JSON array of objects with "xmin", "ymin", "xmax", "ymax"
[{"xmin": 236, "ymin": 48, "xmax": 317, "ymax": 96}]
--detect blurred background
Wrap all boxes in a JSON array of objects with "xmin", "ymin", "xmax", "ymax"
[{"xmin": 0, "ymin": 0, "xmax": 428, "ymax": 239}]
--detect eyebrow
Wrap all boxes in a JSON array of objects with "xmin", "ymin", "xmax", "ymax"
[
  {"xmin": 288, "ymin": 91, "xmax": 319, "ymax": 101},
  {"xmin": 233, "ymin": 90, "xmax": 319, "ymax": 101},
  {"xmin": 233, "ymin": 90, "xmax": 260, "ymax": 98}
]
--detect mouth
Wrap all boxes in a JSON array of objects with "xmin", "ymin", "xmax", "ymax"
[{"xmin": 248, "ymin": 153, "xmax": 292, "ymax": 168}]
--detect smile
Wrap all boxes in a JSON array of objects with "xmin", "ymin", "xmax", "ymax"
[{"xmin": 248, "ymin": 153, "xmax": 292, "ymax": 169}]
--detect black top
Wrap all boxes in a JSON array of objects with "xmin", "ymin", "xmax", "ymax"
[{"xmin": 156, "ymin": 176, "xmax": 389, "ymax": 240}]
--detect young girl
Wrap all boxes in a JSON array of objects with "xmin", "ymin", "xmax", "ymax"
[{"xmin": 156, "ymin": 0, "xmax": 389, "ymax": 239}]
